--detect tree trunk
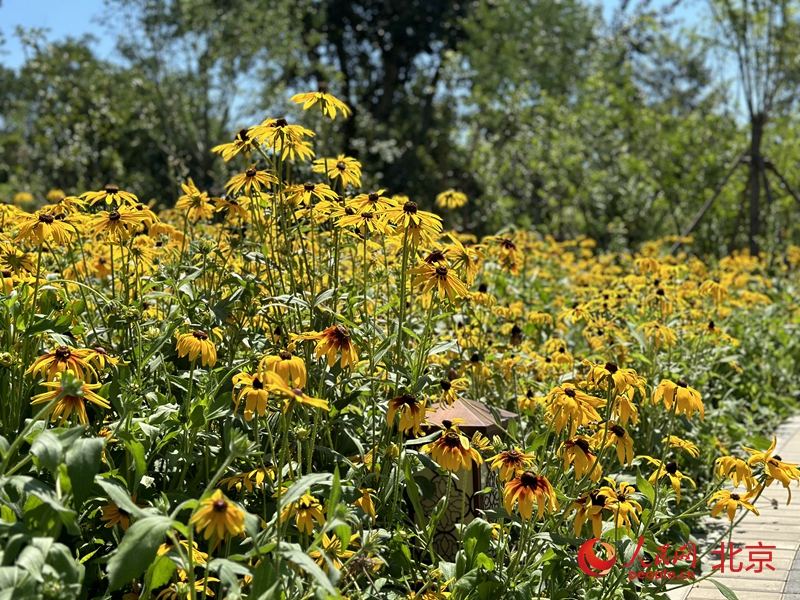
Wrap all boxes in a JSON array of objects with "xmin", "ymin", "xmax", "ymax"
[{"xmin": 748, "ymin": 113, "xmax": 766, "ymax": 256}]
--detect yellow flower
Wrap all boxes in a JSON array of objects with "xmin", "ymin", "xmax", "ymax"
[
  {"xmin": 598, "ymin": 478, "xmax": 642, "ymax": 530},
  {"xmin": 219, "ymin": 467, "xmax": 274, "ymax": 493},
  {"xmin": 383, "ymin": 200, "xmax": 442, "ymax": 238},
  {"xmin": 545, "ymin": 383, "xmax": 605, "ymax": 437},
  {"xmin": 337, "ymin": 210, "xmax": 392, "ymax": 235},
  {"xmin": 26, "ymin": 345, "xmax": 95, "ymax": 382},
  {"xmin": 225, "ymin": 165, "xmax": 277, "ymax": 196},
  {"xmin": 176, "ymin": 329, "xmax": 217, "ymax": 367},
  {"xmin": 503, "ymin": 471, "xmax": 559, "ymax": 520},
  {"xmin": 354, "ymin": 489, "xmax": 376, "ymax": 523},
  {"xmin": 313, "ymin": 155, "xmax": 362, "ymax": 188},
  {"xmin": 176, "ymin": 179, "xmax": 215, "ymax": 222},
  {"xmin": 639, "ymin": 321, "xmax": 677, "ymax": 349},
  {"xmin": 744, "ymin": 435, "xmax": 800, "ymax": 503},
  {"xmin": 287, "ymin": 182, "xmax": 339, "ymax": 206},
  {"xmin": 664, "ymin": 435, "xmax": 700, "ymax": 458},
  {"xmin": 559, "ymin": 437, "xmax": 601, "ymax": 482},
  {"xmin": 652, "ymin": 378, "xmax": 704, "ymax": 420},
  {"xmin": 488, "ymin": 447, "xmax": 536, "ymax": 482},
  {"xmin": 263, "ymin": 372, "xmax": 330, "ymax": 413},
  {"xmin": 708, "ymin": 488, "xmax": 760, "ymax": 522},
  {"xmin": 232, "ymin": 368, "xmax": 271, "ymax": 421},
  {"xmin": 716, "ymin": 455, "xmax": 756, "ymax": 490},
  {"xmin": 387, "ymin": 393, "xmax": 428, "ymax": 436},
  {"xmin": 584, "ymin": 361, "xmax": 642, "ymax": 395},
  {"xmin": 595, "ymin": 422, "xmax": 634, "ymax": 466},
  {"xmin": 259, "ymin": 351, "xmax": 307, "ymax": 388},
  {"xmin": 435, "ymin": 189, "xmax": 468, "ymax": 209},
  {"xmin": 212, "ymin": 128, "xmax": 260, "ymax": 161},
  {"xmin": 189, "ymin": 489, "xmax": 246, "ymax": 541},
  {"xmin": 421, "ymin": 423, "xmax": 483, "ymax": 472},
  {"xmin": 30, "ymin": 370, "xmax": 109, "ymax": 426},
  {"xmin": 568, "ymin": 490, "xmax": 606, "ymax": 538},
  {"xmin": 81, "ymin": 184, "xmax": 138, "ymax": 207},
  {"xmin": 281, "ymin": 493, "xmax": 325, "ymax": 534},
  {"xmin": 295, "ymin": 325, "xmax": 359, "ymax": 371},
  {"xmin": 409, "ymin": 263, "xmax": 469, "ymax": 302},
  {"xmin": 308, "ymin": 532, "xmax": 358, "ymax": 573},
  {"xmin": 438, "ymin": 377, "xmax": 468, "ymax": 406},
  {"xmin": 16, "ymin": 211, "xmax": 75, "ymax": 246},
  {"xmin": 91, "ymin": 208, "xmax": 148, "ymax": 241},
  {"xmin": 100, "ymin": 500, "xmax": 132, "ymax": 531},
  {"xmin": 642, "ymin": 456, "xmax": 696, "ymax": 504},
  {"xmin": 291, "ymin": 91, "xmax": 352, "ymax": 119}
]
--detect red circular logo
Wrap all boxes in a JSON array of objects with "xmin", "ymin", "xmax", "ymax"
[{"xmin": 578, "ymin": 538, "xmax": 617, "ymax": 578}]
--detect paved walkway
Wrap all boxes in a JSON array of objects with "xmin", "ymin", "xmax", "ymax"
[{"xmin": 667, "ymin": 415, "xmax": 800, "ymax": 600}]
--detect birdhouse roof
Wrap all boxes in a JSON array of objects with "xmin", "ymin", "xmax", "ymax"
[{"xmin": 425, "ymin": 398, "xmax": 517, "ymax": 436}]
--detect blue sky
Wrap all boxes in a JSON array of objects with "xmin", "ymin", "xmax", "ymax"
[{"xmin": 1, "ymin": 0, "xmax": 706, "ymax": 69}]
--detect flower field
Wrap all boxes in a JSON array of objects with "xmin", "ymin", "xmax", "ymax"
[{"xmin": 2, "ymin": 92, "xmax": 800, "ymax": 600}]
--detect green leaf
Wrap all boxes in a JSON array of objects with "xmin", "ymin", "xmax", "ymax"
[
  {"xmin": 280, "ymin": 547, "xmax": 336, "ymax": 594},
  {"xmin": 710, "ymin": 579, "xmax": 739, "ymax": 600},
  {"xmin": 106, "ymin": 516, "xmax": 173, "ymax": 591},
  {"xmin": 96, "ymin": 476, "xmax": 149, "ymax": 519},
  {"xmin": 144, "ymin": 555, "xmax": 176, "ymax": 594},
  {"xmin": 329, "ymin": 466, "xmax": 341, "ymax": 510},
  {"xmin": 636, "ymin": 470, "xmax": 655, "ymax": 506},
  {"xmin": 209, "ymin": 558, "xmax": 251, "ymax": 600},
  {"xmin": 280, "ymin": 473, "xmax": 332, "ymax": 508},
  {"xmin": 65, "ymin": 438, "xmax": 105, "ymax": 508},
  {"xmin": 402, "ymin": 460, "xmax": 426, "ymax": 526},
  {"xmin": 29, "ymin": 431, "xmax": 61, "ymax": 473},
  {"xmin": 124, "ymin": 438, "xmax": 147, "ymax": 485}
]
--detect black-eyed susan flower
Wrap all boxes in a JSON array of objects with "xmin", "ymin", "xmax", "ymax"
[
  {"xmin": 100, "ymin": 500, "xmax": 132, "ymax": 530},
  {"xmin": 387, "ymin": 393, "xmax": 428, "ymax": 436},
  {"xmin": 435, "ymin": 189, "xmax": 467, "ymax": 209},
  {"xmin": 212, "ymin": 128, "xmax": 259, "ymax": 161},
  {"xmin": 639, "ymin": 321, "xmax": 677, "ymax": 349},
  {"xmin": 354, "ymin": 488, "xmax": 376, "ymax": 523},
  {"xmin": 383, "ymin": 200, "xmax": 442, "ymax": 238},
  {"xmin": 744, "ymin": 435, "xmax": 800, "ymax": 503},
  {"xmin": 264, "ymin": 372, "xmax": 330, "ymax": 413},
  {"xmin": 176, "ymin": 179, "xmax": 215, "ymax": 222},
  {"xmin": 91, "ymin": 208, "xmax": 148, "ymax": 242},
  {"xmin": 155, "ymin": 571, "xmax": 218, "ymax": 600},
  {"xmin": 599, "ymin": 478, "xmax": 642, "ymax": 530},
  {"xmin": 545, "ymin": 383, "xmax": 605, "ymax": 437},
  {"xmin": 0, "ymin": 245, "xmax": 35, "ymax": 274},
  {"xmin": 559, "ymin": 437, "xmax": 601, "ymax": 482},
  {"xmin": 157, "ymin": 538, "xmax": 208, "ymax": 565},
  {"xmin": 612, "ymin": 389, "xmax": 640, "ymax": 426},
  {"xmin": 16, "ymin": 211, "xmax": 75, "ymax": 246},
  {"xmin": 568, "ymin": 489, "xmax": 607, "ymax": 537},
  {"xmin": 652, "ymin": 378, "xmax": 704, "ymax": 420},
  {"xmin": 337, "ymin": 210, "xmax": 392, "ymax": 235},
  {"xmin": 438, "ymin": 377, "xmax": 468, "ymax": 406},
  {"xmin": 716, "ymin": 455, "xmax": 756, "ymax": 489},
  {"xmin": 503, "ymin": 471, "xmax": 559, "ymax": 520},
  {"xmin": 287, "ymin": 182, "xmax": 339, "ymax": 206},
  {"xmin": 291, "ymin": 91, "xmax": 351, "ymax": 120},
  {"xmin": 176, "ymin": 329, "xmax": 217, "ymax": 367},
  {"xmin": 189, "ymin": 489, "xmax": 246, "ymax": 541},
  {"xmin": 708, "ymin": 488, "xmax": 760, "ymax": 521},
  {"xmin": 664, "ymin": 435, "xmax": 700, "ymax": 458},
  {"xmin": 351, "ymin": 190, "xmax": 395, "ymax": 213},
  {"xmin": 26, "ymin": 345, "xmax": 95, "ymax": 381},
  {"xmin": 81, "ymin": 184, "xmax": 138, "ymax": 207},
  {"xmin": 281, "ymin": 492, "xmax": 325, "ymax": 534},
  {"xmin": 596, "ymin": 422, "xmax": 634, "ymax": 466},
  {"xmin": 445, "ymin": 234, "xmax": 484, "ymax": 286},
  {"xmin": 260, "ymin": 350, "xmax": 307, "ymax": 388},
  {"xmin": 488, "ymin": 447, "xmax": 536, "ymax": 482},
  {"xmin": 313, "ymin": 155, "xmax": 362, "ymax": 188},
  {"xmin": 309, "ymin": 532, "xmax": 358, "ymax": 572},
  {"xmin": 226, "ymin": 165, "xmax": 277, "ymax": 196},
  {"xmin": 409, "ymin": 263, "xmax": 469, "ymax": 302},
  {"xmin": 30, "ymin": 370, "xmax": 110, "ymax": 426},
  {"xmin": 219, "ymin": 467, "xmax": 274, "ymax": 493},
  {"xmin": 295, "ymin": 325, "xmax": 359, "ymax": 371},
  {"xmin": 642, "ymin": 456, "xmax": 696, "ymax": 504},
  {"xmin": 584, "ymin": 361, "xmax": 642, "ymax": 395},
  {"xmin": 421, "ymin": 423, "xmax": 483, "ymax": 472}
]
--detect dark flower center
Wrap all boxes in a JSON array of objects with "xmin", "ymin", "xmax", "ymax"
[
  {"xmin": 564, "ymin": 387, "xmax": 576, "ymax": 398},
  {"xmin": 212, "ymin": 499, "xmax": 228, "ymax": 512},
  {"xmin": 105, "ymin": 184, "xmax": 119, "ymax": 193},
  {"xmin": 507, "ymin": 449, "xmax": 521, "ymax": 461},
  {"xmin": 605, "ymin": 362, "xmax": 618, "ymax": 374},
  {"xmin": 470, "ymin": 353, "xmax": 480, "ymax": 363},
  {"xmin": 520, "ymin": 471, "xmax": 539, "ymax": 487},
  {"xmin": 425, "ymin": 249, "xmax": 446, "ymax": 264},
  {"xmin": 440, "ymin": 380, "xmax": 452, "ymax": 392},
  {"xmin": 246, "ymin": 168, "xmax": 257, "ymax": 177},
  {"xmin": 252, "ymin": 377, "xmax": 263, "ymax": 390},
  {"xmin": 656, "ymin": 288, "xmax": 665, "ymax": 296},
  {"xmin": 677, "ymin": 379, "xmax": 688, "ymax": 388},
  {"xmin": 774, "ymin": 455, "xmax": 783, "ymax": 461},
  {"xmin": 345, "ymin": 207, "xmax": 355, "ymax": 215},
  {"xmin": 403, "ymin": 201, "xmax": 418, "ymax": 214},
  {"xmin": 442, "ymin": 419, "xmax": 453, "ymax": 429},
  {"xmin": 292, "ymin": 388, "xmax": 303, "ymax": 396},
  {"xmin": 730, "ymin": 493, "xmax": 740, "ymax": 501},
  {"xmin": 1, "ymin": 270, "xmax": 11, "ymax": 278},
  {"xmin": 526, "ymin": 389, "xmax": 534, "ymax": 398},
  {"xmin": 574, "ymin": 438, "xmax": 591, "ymax": 453},
  {"xmin": 237, "ymin": 128, "xmax": 250, "ymax": 141},
  {"xmin": 368, "ymin": 192, "xmax": 379, "ymax": 202},
  {"xmin": 399, "ymin": 393, "xmax": 416, "ymax": 406},
  {"xmin": 335, "ymin": 325, "xmax": 350, "ymax": 340},
  {"xmin": 192, "ymin": 330, "xmax": 209, "ymax": 340},
  {"xmin": 443, "ymin": 432, "xmax": 462, "ymax": 447},
  {"xmin": 279, "ymin": 350, "xmax": 292, "ymax": 360},
  {"xmin": 435, "ymin": 265, "xmax": 448, "ymax": 277},
  {"xmin": 708, "ymin": 320, "xmax": 715, "ymax": 330},
  {"xmin": 272, "ymin": 118, "xmax": 288, "ymax": 128},
  {"xmin": 665, "ymin": 462, "xmax": 678, "ymax": 475},
  {"xmin": 336, "ymin": 161, "xmax": 346, "ymax": 171},
  {"xmin": 55, "ymin": 346, "xmax": 71, "ymax": 359},
  {"xmin": 38, "ymin": 213, "xmax": 55, "ymax": 224},
  {"xmin": 361, "ymin": 211, "xmax": 374, "ymax": 219},
  {"xmin": 590, "ymin": 490, "xmax": 606, "ymax": 506},
  {"xmin": 303, "ymin": 182, "xmax": 315, "ymax": 192},
  {"xmin": 610, "ymin": 424, "xmax": 626, "ymax": 437},
  {"xmin": 500, "ymin": 239, "xmax": 517, "ymax": 250},
  {"xmin": 478, "ymin": 283, "xmax": 488, "ymax": 293},
  {"xmin": 109, "ymin": 211, "xmax": 121, "ymax": 221}
]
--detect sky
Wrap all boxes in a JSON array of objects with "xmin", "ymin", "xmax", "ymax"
[{"xmin": 0, "ymin": 0, "xmax": 707, "ymax": 70}]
